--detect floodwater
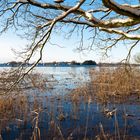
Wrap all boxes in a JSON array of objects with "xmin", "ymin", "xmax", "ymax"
[{"xmin": 0, "ymin": 66, "xmax": 140, "ymax": 140}]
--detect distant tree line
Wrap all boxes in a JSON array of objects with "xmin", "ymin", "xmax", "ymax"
[
  {"xmin": 1, "ymin": 60, "xmax": 139, "ymax": 67},
  {"xmin": 0, "ymin": 60, "xmax": 97, "ymax": 67}
]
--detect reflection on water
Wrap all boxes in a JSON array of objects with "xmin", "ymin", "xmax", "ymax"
[
  {"xmin": 33, "ymin": 67, "xmax": 92, "ymax": 96},
  {"xmin": 0, "ymin": 66, "xmax": 140, "ymax": 140}
]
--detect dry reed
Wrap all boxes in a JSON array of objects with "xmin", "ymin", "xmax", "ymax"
[
  {"xmin": 90, "ymin": 66, "xmax": 140, "ymax": 103},
  {"xmin": 0, "ymin": 66, "xmax": 140, "ymax": 140}
]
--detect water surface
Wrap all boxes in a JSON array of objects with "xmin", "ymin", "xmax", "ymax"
[{"xmin": 0, "ymin": 66, "xmax": 140, "ymax": 140}]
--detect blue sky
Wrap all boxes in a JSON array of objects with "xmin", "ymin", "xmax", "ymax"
[
  {"xmin": 0, "ymin": 0, "xmax": 139, "ymax": 63},
  {"xmin": 0, "ymin": 24, "xmax": 139, "ymax": 63},
  {"xmin": 0, "ymin": 29, "xmax": 139, "ymax": 63},
  {"xmin": 0, "ymin": 31, "xmax": 101, "ymax": 63}
]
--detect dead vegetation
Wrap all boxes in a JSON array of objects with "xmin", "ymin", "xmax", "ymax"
[
  {"xmin": 68, "ymin": 66, "xmax": 140, "ymax": 103},
  {"xmin": 0, "ymin": 69, "xmax": 47, "ymax": 96},
  {"xmin": 0, "ymin": 66, "xmax": 140, "ymax": 140},
  {"xmin": 91, "ymin": 66, "xmax": 140, "ymax": 103}
]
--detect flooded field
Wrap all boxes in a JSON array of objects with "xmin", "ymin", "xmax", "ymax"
[{"xmin": 0, "ymin": 66, "xmax": 140, "ymax": 140}]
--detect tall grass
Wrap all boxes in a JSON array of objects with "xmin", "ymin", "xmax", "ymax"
[
  {"xmin": 0, "ymin": 66, "xmax": 140, "ymax": 140},
  {"xmin": 90, "ymin": 66, "xmax": 140, "ymax": 103}
]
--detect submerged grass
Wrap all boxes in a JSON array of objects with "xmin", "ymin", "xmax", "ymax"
[{"xmin": 0, "ymin": 66, "xmax": 140, "ymax": 140}]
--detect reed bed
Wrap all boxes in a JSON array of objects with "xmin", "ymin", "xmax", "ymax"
[
  {"xmin": 90, "ymin": 66, "xmax": 140, "ymax": 103},
  {"xmin": 0, "ymin": 66, "xmax": 140, "ymax": 140},
  {"xmin": 0, "ymin": 70, "xmax": 47, "ymax": 96},
  {"xmin": 68, "ymin": 66, "xmax": 140, "ymax": 103}
]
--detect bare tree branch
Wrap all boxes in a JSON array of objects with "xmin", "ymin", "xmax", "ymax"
[
  {"xmin": 102, "ymin": 0, "xmax": 140, "ymax": 18},
  {"xmin": 0, "ymin": 0, "xmax": 140, "ymax": 86},
  {"xmin": 100, "ymin": 27, "xmax": 140, "ymax": 40}
]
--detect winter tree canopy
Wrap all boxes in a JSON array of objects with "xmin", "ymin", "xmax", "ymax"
[{"xmin": 0, "ymin": 0, "xmax": 140, "ymax": 65}]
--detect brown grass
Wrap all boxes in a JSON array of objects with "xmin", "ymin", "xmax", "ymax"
[
  {"xmin": 0, "ymin": 70, "xmax": 48, "ymax": 137},
  {"xmin": 89, "ymin": 66, "xmax": 140, "ymax": 103},
  {"xmin": 0, "ymin": 66, "xmax": 140, "ymax": 140},
  {"xmin": 0, "ymin": 70, "xmax": 47, "ymax": 96},
  {"xmin": 68, "ymin": 66, "xmax": 140, "ymax": 103}
]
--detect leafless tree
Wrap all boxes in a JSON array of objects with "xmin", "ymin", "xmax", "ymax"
[{"xmin": 0, "ymin": 0, "xmax": 140, "ymax": 80}]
